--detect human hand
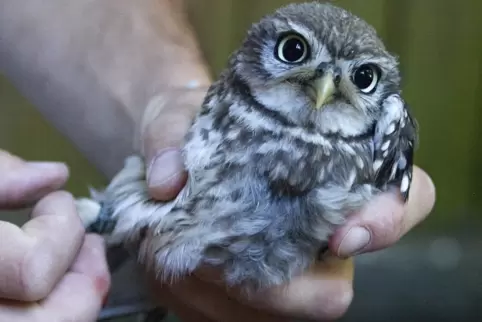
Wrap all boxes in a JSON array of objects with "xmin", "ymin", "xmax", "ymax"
[
  {"xmin": 0, "ymin": 150, "xmax": 110, "ymax": 321},
  {"xmin": 138, "ymin": 85, "xmax": 435, "ymax": 321}
]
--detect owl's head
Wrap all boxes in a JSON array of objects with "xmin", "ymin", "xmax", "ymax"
[{"xmin": 232, "ymin": 2, "xmax": 401, "ymax": 136}]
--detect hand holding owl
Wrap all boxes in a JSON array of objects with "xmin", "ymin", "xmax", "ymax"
[{"xmin": 141, "ymin": 162, "xmax": 433, "ymax": 322}]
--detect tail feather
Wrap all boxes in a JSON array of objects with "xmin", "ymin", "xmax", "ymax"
[
  {"xmin": 75, "ymin": 154, "xmax": 201, "ymax": 278},
  {"xmin": 75, "ymin": 155, "xmax": 178, "ymax": 248}
]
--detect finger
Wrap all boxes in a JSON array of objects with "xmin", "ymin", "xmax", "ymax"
[
  {"xmin": 141, "ymin": 88, "xmax": 207, "ymax": 201},
  {"xmin": 332, "ymin": 166, "xmax": 436, "ymax": 257},
  {"xmin": 0, "ymin": 150, "xmax": 68, "ymax": 209},
  {"xmin": 150, "ymin": 275, "xmax": 285, "ymax": 322},
  {"xmin": 0, "ymin": 191, "xmax": 85, "ymax": 301},
  {"xmin": 0, "ymin": 235, "xmax": 109, "ymax": 321},
  {"xmin": 40, "ymin": 234, "xmax": 110, "ymax": 321},
  {"xmin": 194, "ymin": 257, "xmax": 354, "ymax": 321},
  {"xmin": 68, "ymin": 234, "xmax": 111, "ymax": 297}
]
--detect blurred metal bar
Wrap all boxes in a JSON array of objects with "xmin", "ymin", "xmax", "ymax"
[{"xmin": 98, "ymin": 303, "xmax": 158, "ymax": 320}]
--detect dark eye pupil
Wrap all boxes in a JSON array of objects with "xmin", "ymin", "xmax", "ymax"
[
  {"xmin": 354, "ymin": 66, "xmax": 374, "ymax": 89},
  {"xmin": 282, "ymin": 38, "xmax": 305, "ymax": 62}
]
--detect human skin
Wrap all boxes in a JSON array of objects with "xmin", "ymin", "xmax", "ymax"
[
  {"xmin": 0, "ymin": 150, "xmax": 110, "ymax": 322},
  {"xmin": 0, "ymin": 0, "xmax": 436, "ymax": 321}
]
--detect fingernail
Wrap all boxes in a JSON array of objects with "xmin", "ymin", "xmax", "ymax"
[
  {"xmin": 337, "ymin": 227, "xmax": 371, "ymax": 257},
  {"xmin": 147, "ymin": 148, "xmax": 185, "ymax": 187}
]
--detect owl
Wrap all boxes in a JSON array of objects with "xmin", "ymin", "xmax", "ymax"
[{"xmin": 77, "ymin": 1, "xmax": 417, "ymax": 293}]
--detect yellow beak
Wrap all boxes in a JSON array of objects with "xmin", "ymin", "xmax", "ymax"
[{"xmin": 313, "ymin": 74, "xmax": 336, "ymax": 110}]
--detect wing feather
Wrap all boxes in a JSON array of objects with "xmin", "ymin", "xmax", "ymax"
[{"xmin": 373, "ymin": 95, "xmax": 418, "ymax": 201}]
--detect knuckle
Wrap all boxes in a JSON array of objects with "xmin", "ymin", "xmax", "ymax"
[
  {"xmin": 140, "ymin": 93, "xmax": 200, "ymax": 157},
  {"xmin": 369, "ymin": 202, "xmax": 405, "ymax": 250},
  {"xmin": 141, "ymin": 95, "xmax": 167, "ymax": 132}
]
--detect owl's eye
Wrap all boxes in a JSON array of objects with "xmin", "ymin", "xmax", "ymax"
[
  {"xmin": 352, "ymin": 64, "xmax": 380, "ymax": 93},
  {"xmin": 275, "ymin": 34, "xmax": 309, "ymax": 64}
]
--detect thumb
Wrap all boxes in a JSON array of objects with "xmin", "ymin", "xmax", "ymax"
[{"xmin": 140, "ymin": 88, "xmax": 206, "ymax": 201}]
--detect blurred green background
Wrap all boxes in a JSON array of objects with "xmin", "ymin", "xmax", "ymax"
[{"xmin": 1, "ymin": 0, "xmax": 482, "ymax": 321}]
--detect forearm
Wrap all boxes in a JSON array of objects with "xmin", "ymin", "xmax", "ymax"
[{"xmin": 0, "ymin": 0, "xmax": 211, "ymax": 178}]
